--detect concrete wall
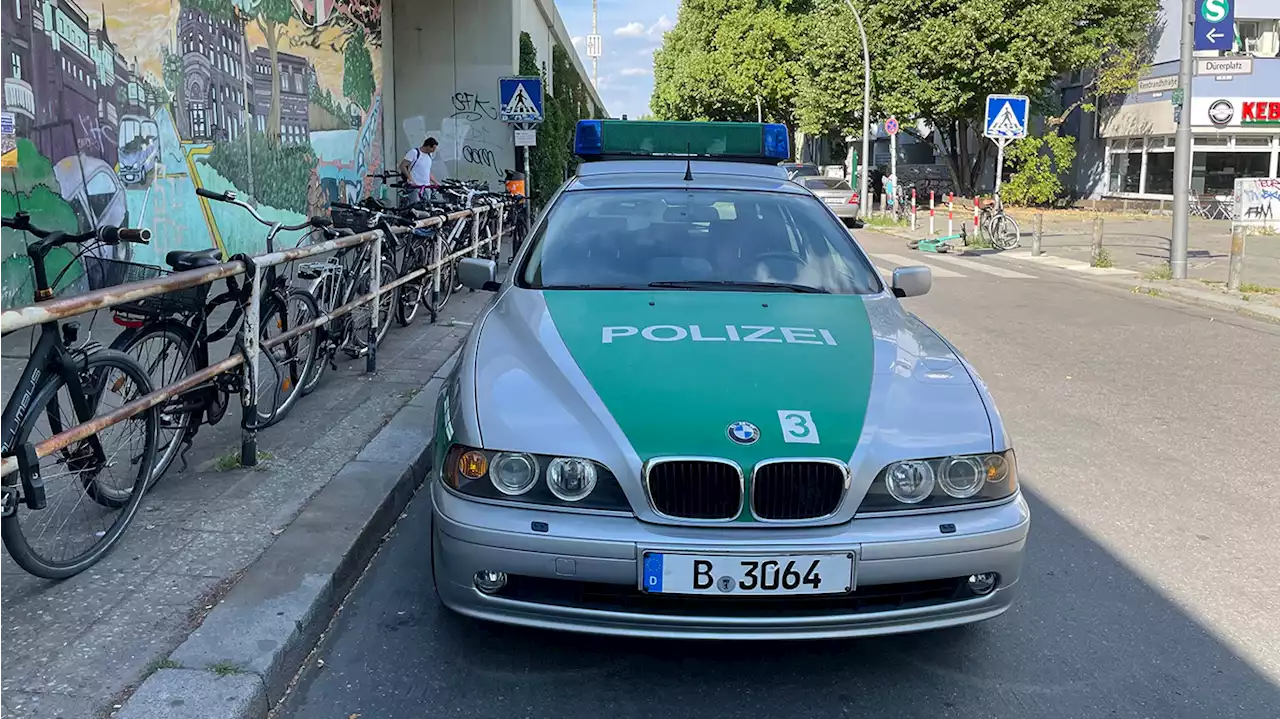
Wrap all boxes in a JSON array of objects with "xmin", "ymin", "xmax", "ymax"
[
  {"xmin": 390, "ymin": 0, "xmax": 515, "ymax": 185},
  {"xmin": 1, "ymin": 0, "xmax": 386, "ymax": 309}
]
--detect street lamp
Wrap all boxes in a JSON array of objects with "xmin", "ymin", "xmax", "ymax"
[{"xmin": 844, "ymin": 0, "xmax": 872, "ymax": 215}]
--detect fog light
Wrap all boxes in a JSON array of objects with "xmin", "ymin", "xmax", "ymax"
[
  {"xmin": 967, "ymin": 572, "xmax": 998, "ymax": 596},
  {"xmin": 473, "ymin": 570, "xmax": 507, "ymax": 594}
]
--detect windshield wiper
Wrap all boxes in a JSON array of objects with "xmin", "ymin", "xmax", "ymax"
[
  {"xmin": 535, "ymin": 284, "xmax": 649, "ymax": 290},
  {"xmin": 648, "ymin": 280, "xmax": 829, "ymax": 294}
]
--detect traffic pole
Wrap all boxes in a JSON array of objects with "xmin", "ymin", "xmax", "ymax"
[
  {"xmin": 910, "ymin": 187, "xmax": 917, "ymax": 230},
  {"xmin": 1170, "ymin": 0, "xmax": 1194, "ymax": 279},
  {"xmin": 947, "ymin": 192, "xmax": 954, "ymax": 236},
  {"xmin": 929, "ymin": 190, "xmax": 936, "ymax": 235},
  {"xmin": 973, "ymin": 196, "xmax": 980, "ymax": 235}
]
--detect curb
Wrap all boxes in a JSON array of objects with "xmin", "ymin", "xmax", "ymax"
[{"xmin": 114, "ymin": 357, "xmax": 454, "ymax": 719}]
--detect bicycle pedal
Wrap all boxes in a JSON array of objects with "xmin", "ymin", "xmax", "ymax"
[{"xmin": 15, "ymin": 444, "xmax": 46, "ymax": 510}]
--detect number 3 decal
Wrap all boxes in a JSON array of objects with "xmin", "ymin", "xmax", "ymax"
[{"xmin": 777, "ymin": 410, "xmax": 820, "ymax": 444}]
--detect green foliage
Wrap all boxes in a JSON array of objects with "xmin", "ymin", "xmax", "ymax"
[
  {"xmin": 343, "ymin": 26, "xmax": 374, "ymax": 111},
  {"xmin": 1001, "ymin": 130, "xmax": 1076, "ymax": 206},
  {"xmin": 309, "ymin": 81, "xmax": 347, "ymax": 118},
  {"xmin": 520, "ymin": 33, "xmax": 595, "ymax": 205},
  {"xmin": 651, "ymin": 0, "xmax": 809, "ymax": 133},
  {"xmin": 204, "ymin": 130, "xmax": 317, "ymax": 214},
  {"xmin": 2, "ymin": 140, "xmax": 85, "ymax": 306}
]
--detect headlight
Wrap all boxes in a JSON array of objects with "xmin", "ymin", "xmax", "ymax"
[
  {"xmin": 858, "ymin": 450, "xmax": 1018, "ymax": 512},
  {"xmin": 444, "ymin": 444, "xmax": 631, "ymax": 511},
  {"xmin": 546, "ymin": 458, "xmax": 597, "ymax": 501}
]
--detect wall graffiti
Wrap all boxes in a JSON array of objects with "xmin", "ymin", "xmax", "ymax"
[{"xmin": 1, "ymin": 0, "xmax": 384, "ymax": 309}]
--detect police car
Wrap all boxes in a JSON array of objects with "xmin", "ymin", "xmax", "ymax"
[{"xmin": 431, "ymin": 119, "xmax": 1029, "ymax": 639}]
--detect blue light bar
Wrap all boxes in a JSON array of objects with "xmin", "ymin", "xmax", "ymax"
[
  {"xmin": 574, "ymin": 120, "xmax": 603, "ymax": 156},
  {"xmin": 573, "ymin": 119, "xmax": 791, "ymax": 163}
]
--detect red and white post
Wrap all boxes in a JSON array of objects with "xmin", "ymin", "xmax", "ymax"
[
  {"xmin": 973, "ymin": 196, "xmax": 981, "ymax": 235},
  {"xmin": 947, "ymin": 192, "xmax": 954, "ymax": 236},
  {"xmin": 928, "ymin": 190, "xmax": 936, "ymax": 235},
  {"xmin": 910, "ymin": 187, "xmax": 918, "ymax": 230}
]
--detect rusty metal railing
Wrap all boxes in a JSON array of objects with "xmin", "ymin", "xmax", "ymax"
[{"xmin": 1, "ymin": 199, "xmax": 519, "ymax": 480}]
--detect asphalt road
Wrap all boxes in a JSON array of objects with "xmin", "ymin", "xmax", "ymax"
[{"xmin": 275, "ymin": 230, "xmax": 1280, "ymax": 719}]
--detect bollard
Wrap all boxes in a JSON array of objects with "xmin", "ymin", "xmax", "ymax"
[
  {"xmin": 947, "ymin": 193, "xmax": 954, "ymax": 236},
  {"xmin": 929, "ymin": 191, "xmax": 936, "ymax": 235},
  {"xmin": 1033, "ymin": 213, "xmax": 1044, "ymax": 257},
  {"xmin": 1090, "ymin": 215, "xmax": 1104, "ymax": 267},
  {"xmin": 973, "ymin": 197, "xmax": 980, "ymax": 235},
  {"xmin": 1227, "ymin": 224, "xmax": 1246, "ymax": 291},
  {"xmin": 495, "ymin": 206, "xmax": 505, "ymax": 266},
  {"xmin": 910, "ymin": 188, "xmax": 918, "ymax": 230}
]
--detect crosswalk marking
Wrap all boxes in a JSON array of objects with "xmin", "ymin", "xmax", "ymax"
[
  {"xmin": 996, "ymin": 250, "xmax": 1138, "ymax": 276},
  {"xmin": 918, "ymin": 253, "xmax": 1038, "ymax": 279},
  {"xmin": 870, "ymin": 253, "xmax": 966, "ymax": 278}
]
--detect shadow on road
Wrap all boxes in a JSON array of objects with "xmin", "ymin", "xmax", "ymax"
[{"xmin": 279, "ymin": 485, "xmax": 1280, "ymax": 719}]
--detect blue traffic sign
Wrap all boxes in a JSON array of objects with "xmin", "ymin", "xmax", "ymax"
[
  {"xmin": 1194, "ymin": 0, "xmax": 1234, "ymax": 52},
  {"xmin": 499, "ymin": 76, "xmax": 544, "ymax": 124},
  {"xmin": 984, "ymin": 95, "xmax": 1029, "ymax": 140}
]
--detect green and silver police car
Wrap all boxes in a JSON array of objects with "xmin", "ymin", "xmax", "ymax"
[{"xmin": 430, "ymin": 119, "xmax": 1029, "ymax": 639}]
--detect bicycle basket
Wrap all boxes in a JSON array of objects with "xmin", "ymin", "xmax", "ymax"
[
  {"xmin": 85, "ymin": 256, "xmax": 211, "ymax": 317},
  {"xmin": 331, "ymin": 207, "xmax": 370, "ymax": 231}
]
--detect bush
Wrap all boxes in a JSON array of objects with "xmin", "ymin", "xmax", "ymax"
[{"xmin": 1002, "ymin": 131, "xmax": 1076, "ymax": 207}]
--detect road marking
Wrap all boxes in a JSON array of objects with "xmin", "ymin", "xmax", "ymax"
[
  {"xmin": 997, "ymin": 250, "xmax": 1139, "ymax": 275},
  {"xmin": 919, "ymin": 254, "xmax": 1038, "ymax": 279},
  {"xmin": 870, "ymin": 253, "xmax": 966, "ymax": 278}
]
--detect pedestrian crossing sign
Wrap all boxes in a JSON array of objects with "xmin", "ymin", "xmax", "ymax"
[
  {"xmin": 499, "ymin": 76, "xmax": 544, "ymax": 124},
  {"xmin": 984, "ymin": 95, "xmax": 1030, "ymax": 139}
]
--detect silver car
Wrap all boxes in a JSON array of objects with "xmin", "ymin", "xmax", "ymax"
[
  {"xmin": 430, "ymin": 120, "xmax": 1029, "ymax": 640},
  {"xmin": 799, "ymin": 176, "xmax": 860, "ymax": 225}
]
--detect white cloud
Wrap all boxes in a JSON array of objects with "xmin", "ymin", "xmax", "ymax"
[
  {"xmin": 647, "ymin": 15, "xmax": 674, "ymax": 37},
  {"xmin": 614, "ymin": 22, "xmax": 645, "ymax": 37},
  {"xmin": 619, "ymin": 67, "xmax": 651, "ymax": 77}
]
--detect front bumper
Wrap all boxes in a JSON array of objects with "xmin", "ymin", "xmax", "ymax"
[{"xmin": 432, "ymin": 483, "xmax": 1029, "ymax": 639}]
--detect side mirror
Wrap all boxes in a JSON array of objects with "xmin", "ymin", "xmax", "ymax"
[
  {"xmin": 457, "ymin": 257, "xmax": 500, "ymax": 291},
  {"xmin": 891, "ymin": 266, "xmax": 931, "ymax": 298}
]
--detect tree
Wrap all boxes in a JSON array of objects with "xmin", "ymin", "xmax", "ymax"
[
  {"xmin": 651, "ymin": 0, "xmax": 812, "ymax": 141},
  {"xmin": 252, "ymin": 0, "xmax": 296, "ymax": 142},
  {"xmin": 343, "ymin": 26, "xmax": 374, "ymax": 111},
  {"xmin": 854, "ymin": 0, "xmax": 1159, "ymax": 194}
]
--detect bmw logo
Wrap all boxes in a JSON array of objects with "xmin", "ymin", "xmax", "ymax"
[{"xmin": 727, "ymin": 421, "xmax": 760, "ymax": 445}]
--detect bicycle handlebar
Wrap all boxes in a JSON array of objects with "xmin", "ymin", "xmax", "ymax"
[
  {"xmin": 196, "ymin": 187, "xmax": 275, "ymax": 228},
  {"xmin": 2, "ymin": 212, "xmax": 151, "ymax": 246}
]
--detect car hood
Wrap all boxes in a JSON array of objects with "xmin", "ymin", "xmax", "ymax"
[{"xmin": 469, "ymin": 288, "xmax": 995, "ymax": 481}]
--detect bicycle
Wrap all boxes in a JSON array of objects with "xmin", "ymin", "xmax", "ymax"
[
  {"xmin": 979, "ymin": 193, "xmax": 1021, "ymax": 250},
  {"xmin": 107, "ymin": 189, "xmax": 326, "ymax": 481},
  {"xmin": 1, "ymin": 212, "xmax": 160, "ymax": 579}
]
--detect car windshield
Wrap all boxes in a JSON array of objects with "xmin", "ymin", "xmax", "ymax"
[
  {"xmin": 520, "ymin": 188, "xmax": 881, "ymax": 294},
  {"xmin": 787, "ymin": 165, "xmax": 820, "ymax": 177},
  {"xmin": 802, "ymin": 177, "xmax": 851, "ymax": 191}
]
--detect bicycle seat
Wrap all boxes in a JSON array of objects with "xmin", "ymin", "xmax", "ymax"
[{"xmin": 166, "ymin": 248, "xmax": 223, "ymax": 271}]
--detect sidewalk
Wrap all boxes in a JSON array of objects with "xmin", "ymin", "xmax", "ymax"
[
  {"xmin": 0, "ymin": 285, "xmax": 492, "ymax": 719},
  {"xmin": 864, "ymin": 208, "xmax": 1280, "ymax": 319}
]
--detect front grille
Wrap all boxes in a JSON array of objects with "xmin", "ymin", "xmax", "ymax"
[
  {"xmin": 751, "ymin": 461, "xmax": 847, "ymax": 520},
  {"xmin": 498, "ymin": 575, "xmax": 979, "ymax": 617},
  {"xmin": 647, "ymin": 460, "xmax": 741, "ymax": 520}
]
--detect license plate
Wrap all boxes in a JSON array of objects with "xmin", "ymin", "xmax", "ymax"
[
  {"xmin": 641, "ymin": 552, "xmax": 854, "ymax": 596},
  {"xmin": 824, "ymin": 197, "xmax": 845, "ymax": 205}
]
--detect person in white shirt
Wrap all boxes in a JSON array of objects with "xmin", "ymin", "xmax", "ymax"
[{"xmin": 398, "ymin": 137, "xmax": 438, "ymax": 203}]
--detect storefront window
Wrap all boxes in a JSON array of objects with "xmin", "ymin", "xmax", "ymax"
[
  {"xmin": 1192, "ymin": 152, "xmax": 1271, "ymax": 195},
  {"xmin": 1109, "ymin": 150, "xmax": 1142, "ymax": 194},
  {"xmin": 1144, "ymin": 152, "xmax": 1175, "ymax": 195}
]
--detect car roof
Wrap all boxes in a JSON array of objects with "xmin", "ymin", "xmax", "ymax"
[{"xmin": 569, "ymin": 159, "xmax": 806, "ymax": 194}]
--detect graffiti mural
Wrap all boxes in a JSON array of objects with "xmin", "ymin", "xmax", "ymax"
[
  {"xmin": 1234, "ymin": 178, "xmax": 1280, "ymax": 232},
  {"xmin": 1, "ymin": 0, "xmax": 384, "ymax": 308}
]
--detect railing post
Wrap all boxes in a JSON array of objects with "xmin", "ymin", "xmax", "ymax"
[
  {"xmin": 240, "ymin": 259, "xmax": 261, "ymax": 468},
  {"xmin": 495, "ymin": 204, "xmax": 505, "ymax": 266},
  {"xmin": 429, "ymin": 227, "xmax": 441, "ymax": 324},
  {"xmin": 368, "ymin": 230, "xmax": 380, "ymax": 373}
]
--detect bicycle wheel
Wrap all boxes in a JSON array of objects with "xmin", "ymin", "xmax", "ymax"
[
  {"xmin": 344, "ymin": 258, "xmax": 397, "ymax": 358},
  {"xmin": 423, "ymin": 245, "xmax": 456, "ymax": 315},
  {"xmin": 299, "ymin": 269, "xmax": 341, "ymax": 395},
  {"xmin": 260, "ymin": 289, "xmax": 319, "ymax": 419},
  {"xmin": 1, "ymin": 350, "xmax": 158, "ymax": 579},
  {"xmin": 989, "ymin": 215, "xmax": 1021, "ymax": 250},
  {"xmin": 397, "ymin": 240, "xmax": 428, "ymax": 327},
  {"xmin": 113, "ymin": 320, "xmax": 199, "ymax": 486}
]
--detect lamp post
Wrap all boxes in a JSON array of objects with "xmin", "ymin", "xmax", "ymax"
[{"xmin": 844, "ymin": 0, "xmax": 872, "ymax": 215}]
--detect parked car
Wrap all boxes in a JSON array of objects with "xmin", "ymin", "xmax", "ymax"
[
  {"xmin": 799, "ymin": 176, "xmax": 860, "ymax": 226},
  {"xmin": 429, "ymin": 119, "xmax": 1030, "ymax": 640}
]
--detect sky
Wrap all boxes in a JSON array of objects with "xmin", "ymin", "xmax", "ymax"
[{"xmin": 555, "ymin": 0, "xmax": 680, "ymax": 119}]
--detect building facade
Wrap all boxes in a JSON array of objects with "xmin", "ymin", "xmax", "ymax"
[
  {"xmin": 177, "ymin": 6, "xmax": 248, "ymax": 142},
  {"xmin": 250, "ymin": 47, "xmax": 311, "ymax": 144},
  {"xmin": 1067, "ymin": 0, "xmax": 1280, "ymax": 201}
]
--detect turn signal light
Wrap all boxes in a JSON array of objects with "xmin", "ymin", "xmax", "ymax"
[{"xmin": 459, "ymin": 450, "xmax": 488, "ymax": 479}]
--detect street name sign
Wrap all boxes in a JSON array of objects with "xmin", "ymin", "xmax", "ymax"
[{"xmin": 1196, "ymin": 57, "xmax": 1252, "ymax": 76}]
